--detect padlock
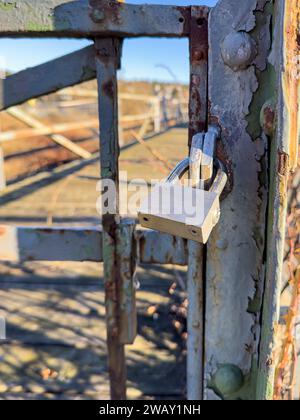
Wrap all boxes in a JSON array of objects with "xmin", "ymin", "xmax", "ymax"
[{"xmin": 138, "ymin": 158, "xmax": 227, "ymax": 244}]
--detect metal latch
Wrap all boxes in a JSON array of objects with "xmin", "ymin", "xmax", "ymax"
[{"xmin": 138, "ymin": 126, "xmax": 227, "ymax": 243}]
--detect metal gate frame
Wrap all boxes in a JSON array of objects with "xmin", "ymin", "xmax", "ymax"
[{"xmin": 0, "ymin": 0, "xmax": 299, "ymax": 401}]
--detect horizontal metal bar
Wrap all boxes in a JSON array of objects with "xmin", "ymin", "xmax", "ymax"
[
  {"xmin": 0, "ymin": 225, "xmax": 187, "ymax": 265},
  {"xmin": 0, "ymin": 45, "xmax": 96, "ymax": 111},
  {"xmin": 0, "ymin": 225, "xmax": 102, "ymax": 262},
  {"xmin": 0, "ymin": 1, "xmax": 209, "ymax": 38}
]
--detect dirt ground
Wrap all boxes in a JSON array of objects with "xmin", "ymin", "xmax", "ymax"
[{"xmin": 0, "ymin": 260, "xmax": 187, "ymax": 400}]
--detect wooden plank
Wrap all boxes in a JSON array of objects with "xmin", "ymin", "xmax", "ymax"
[
  {"xmin": 7, "ymin": 107, "xmax": 92, "ymax": 159},
  {"xmin": 58, "ymin": 90, "xmax": 157, "ymax": 102},
  {"xmin": 257, "ymin": 0, "xmax": 300, "ymax": 400},
  {"xmin": 0, "ymin": 46, "xmax": 96, "ymax": 111},
  {"xmin": 205, "ymin": 0, "xmax": 270, "ymax": 400},
  {"xmin": 0, "ymin": 0, "xmax": 194, "ymax": 38},
  {"xmin": 0, "ymin": 118, "xmax": 99, "ymax": 143},
  {"xmin": 95, "ymin": 37, "xmax": 126, "ymax": 401},
  {"xmin": 186, "ymin": 6, "xmax": 209, "ymax": 401},
  {"xmin": 120, "ymin": 113, "xmax": 150, "ymax": 123}
]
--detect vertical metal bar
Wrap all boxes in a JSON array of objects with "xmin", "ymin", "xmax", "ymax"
[
  {"xmin": 118, "ymin": 218, "xmax": 137, "ymax": 345},
  {"xmin": 95, "ymin": 38, "xmax": 127, "ymax": 400},
  {"xmin": 187, "ymin": 6, "xmax": 209, "ymax": 400},
  {"xmin": 188, "ymin": 6, "xmax": 209, "ymax": 146},
  {"xmin": 257, "ymin": 0, "xmax": 300, "ymax": 399},
  {"xmin": 0, "ymin": 146, "xmax": 6, "ymax": 191},
  {"xmin": 187, "ymin": 241, "xmax": 205, "ymax": 400}
]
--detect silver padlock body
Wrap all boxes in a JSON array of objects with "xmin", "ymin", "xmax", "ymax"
[{"xmin": 138, "ymin": 183, "xmax": 220, "ymax": 244}]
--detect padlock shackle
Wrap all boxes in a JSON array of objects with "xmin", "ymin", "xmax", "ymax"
[
  {"xmin": 165, "ymin": 157, "xmax": 227, "ymax": 197},
  {"xmin": 166, "ymin": 157, "xmax": 189, "ymax": 184},
  {"xmin": 209, "ymin": 159, "xmax": 228, "ymax": 196}
]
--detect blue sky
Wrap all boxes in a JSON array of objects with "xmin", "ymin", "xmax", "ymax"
[{"xmin": 0, "ymin": 0, "xmax": 217, "ymax": 83}]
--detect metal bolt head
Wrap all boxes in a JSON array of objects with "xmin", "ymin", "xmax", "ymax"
[
  {"xmin": 221, "ymin": 32, "xmax": 257, "ymax": 71},
  {"xmin": 213, "ymin": 364, "xmax": 244, "ymax": 397},
  {"xmin": 91, "ymin": 9, "xmax": 105, "ymax": 22},
  {"xmin": 216, "ymin": 238, "xmax": 228, "ymax": 250}
]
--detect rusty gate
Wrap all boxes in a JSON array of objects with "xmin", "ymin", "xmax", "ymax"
[{"xmin": 0, "ymin": 0, "xmax": 299, "ymax": 401}]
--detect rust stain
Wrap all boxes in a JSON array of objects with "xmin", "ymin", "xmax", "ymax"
[
  {"xmin": 277, "ymin": 152, "xmax": 289, "ymax": 218},
  {"xmin": 208, "ymin": 108, "xmax": 233, "ymax": 194},
  {"xmin": 188, "ymin": 7, "xmax": 209, "ymax": 146},
  {"xmin": 89, "ymin": 0, "xmax": 122, "ymax": 26},
  {"xmin": 102, "ymin": 214, "xmax": 118, "ymax": 236},
  {"xmin": 0, "ymin": 226, "xmax": 7, "ymax": 236},
  {"xmin": 261, "ymin": 101, "xmax": 277, "ymax": 137},
  {"xmin": 39, "ymin": 228, "xmax": 57, "ymax": 234},
  {"xmin": 95, "ymin": 49, "xmax": 110, "ymax": 66},
  {"xmin": 277, "ymin": 151, "xmax": 289, "ymax": 177},
  {"xmin": 105, "ymin": 0, "xmax": 122, "ymax": 26},
  {"xmin": 216, "ymin": 140, "xmax": 233, "ymax": 197},
  {"xmin": 103, "ymin": 79, "xmax": 114, "ymax": 98},
  {"xmin": 282, "ymin": 0, "xmax": 300, "ymax": 171},
  {"xmin": 266, "ymin": 357, "xmax": 273, "ymax": 368},
  {"xmin": 175, "ymin": 6, "xmax": 192, "ymax": 36},
  {"xmin": 263, "ymin": 107, "xmax": 276, "ymax": 136}
]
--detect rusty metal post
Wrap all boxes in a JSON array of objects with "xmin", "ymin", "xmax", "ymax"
[
  {"xmin": 188, "ymin": 6, "xmax": 209, "ymax": 146},
  {"xmin": 95, "ymin": 37, "xmax": 127, "ymax": 400},
  {"xmin": 118, "ymin": 219, "xmax": 137, "ymax": 345},
  {"xmin": 257, "ymin": 0, "xmax": 300, "ymax": 400},
  {"xmin": 204, "ymin": 0, "xmax": 300, "ymax": 401},
  {"xmin": 187, "ymin": 6, "xmax": 209, "ymax": 400}
]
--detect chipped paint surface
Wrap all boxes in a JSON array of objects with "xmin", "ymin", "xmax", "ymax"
[
  {"xmin": 188, "ymin": 6, "xmax": 209, "ymax": 145},
  {"xmin": 186, "ymin": 6, "xmax": 209, "ymax": 400},
  {"xmin": 260, "ymin": 98, "xmax": 277, "ymax": 136},
  {"xmin": 0, "ymin": 0, "xmax": 198, "ymax": 37},
  {"xmin": 0, "ymin": 225, "xmax": 187, "ymax": 265},
  {"xmin": 1, "ymin": 46, "xmax": 97, "ymax": 111},
  {"xmin": 0, "ymin": 225, "xmax": 102, "ymax": 262},
  {"xmin": 95, "ymin": 37, "xmax": 128, "ymax": 400},
  {"xmin": 138, "ymin": 230, "xmax": 187, "ymax": 266},
  {"xmin": 0, "ymin": 1, "xmax": 16, "ymax": 11},
  {"xmin": 206, "ymin": 0, "xmax": 271, "ymax": 400},
  {"xmin": 257, "ymin": 0, "xmax": 299, "ymax": 400},
  {"xmin": 282, "ymin": 0, "xmax": 300, "ymax": 171},
  {"xmin": 117, "ymin": 219, "xmax": 137, "ymax": 345}
]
